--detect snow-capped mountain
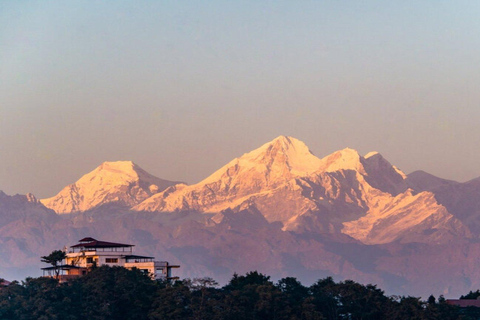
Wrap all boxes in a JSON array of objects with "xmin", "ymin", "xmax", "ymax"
[
  {"xmin": 35, "ymin": 137, "xmax": 469, "ymax": 245},
  {"xmin": 130, "ymin": 136, "xmax": 467, "ymax": 244},
  {"xmin": 41, "ymin": 161, "xmax": 180, "ymax": 213},
  {"xmin": 342, "ymin": 189, "xmax": 470, "ymax": 244},
  {"xmin": 3, "ymin": 136, "xmax": 480, "ymax": 297},
  {"xmin": 133, "ymin": 136, "xmax": 322, "ymax": 213}
]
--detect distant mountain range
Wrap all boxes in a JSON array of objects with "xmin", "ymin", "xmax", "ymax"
[{"xmin": 2, "ymin": 136, "xmax": 480, "ymax": 298}]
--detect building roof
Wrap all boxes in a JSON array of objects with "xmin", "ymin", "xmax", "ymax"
[
  {"xmin": 0, "ymin": 280, "xmax": 10, "ymax": 286},
  {"xmin": 124, "ymin": 255, "xmax": 154, "ymax": 260},
  {"xmin": 41, "ymin": 264, "xmax": 82, "ymax": 271},
  {"xmin": 446, "ymin": 299, "xmax": 480, "ymax": 308},
  {"xmin": 71, "ymin": 238, "xmax": 134, "ymax": 249}
]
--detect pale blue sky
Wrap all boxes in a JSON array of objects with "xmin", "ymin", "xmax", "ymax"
[{"xmin": 1, "ymin": 1, "xmax": 480, "ymax": 197}]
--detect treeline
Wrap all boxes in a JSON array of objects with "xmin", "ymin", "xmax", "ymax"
[{"xmin": 0, "ymin": 266, "xmax": 474, "ymax": 320}]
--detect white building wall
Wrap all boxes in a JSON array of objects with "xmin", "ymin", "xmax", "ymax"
[
  {"xmin": 64, "ymin": 248, "xmax": 175, "ymax": 280},
  {"xmin": 66, "ymin": 251, "xmax": 127, "ymax": 268}
]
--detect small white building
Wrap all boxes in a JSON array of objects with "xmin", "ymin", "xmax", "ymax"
[{"xmin": 42, "ymin": 237, "xmax": 179, "ymax": 282}]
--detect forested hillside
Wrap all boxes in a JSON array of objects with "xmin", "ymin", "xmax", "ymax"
[{"xmin": 0, "ymin": 266, "xmax": 473, "ymax": 320}]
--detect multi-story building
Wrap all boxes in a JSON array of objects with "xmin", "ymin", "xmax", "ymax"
[{"xmin": 41, "ymin": 237, "xmax": 179, "ymax": 282}]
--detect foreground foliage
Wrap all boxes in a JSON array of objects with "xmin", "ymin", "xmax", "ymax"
[{"xmin": 0, "ymin": 267, "xmax": 469, "ymax": 319}]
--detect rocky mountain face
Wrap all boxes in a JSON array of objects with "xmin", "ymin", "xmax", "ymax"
[
  {"xmin": 407, "ymin": 171, "xmax": 480, "ymax": 235},
  {"xmin": 2, "ymin": 136, "xmax": 480, "ymax": 298},
  {"xmin": 0, "ymin": 192, "xmax": 61, "ymax": 279}
]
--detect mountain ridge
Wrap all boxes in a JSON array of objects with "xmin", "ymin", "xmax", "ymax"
[
  {"xmin": 3, "ymin": 135, "xmax": 480, "ymax": 297},
  {"xmin": 36, "ymin": 136, "xmax": 471, "ymax": 246},
  {"xmin": 41, "ymin": 161, "xmax": 181, "ymax": 214}
]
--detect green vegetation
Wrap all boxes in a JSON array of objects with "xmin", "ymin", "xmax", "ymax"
[
  {"xmin": 461, "ymin": 290, "xmax": 480, "ymax": 300},
  {"xmin": 40, "ymin": 250, "xmax": 67, "ymax": 278},
  {"xmin": 0, "ymin": 267, "xmax": 471, "ymax": 319}
]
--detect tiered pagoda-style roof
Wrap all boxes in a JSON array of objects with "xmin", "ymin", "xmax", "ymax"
[
  {"xmin": 70, "ymin": 237, "xmax": 134, "ymax": 250},
  {"xmin": 73, "ymin": 237, "xmax": 134, "ymax": 248}
]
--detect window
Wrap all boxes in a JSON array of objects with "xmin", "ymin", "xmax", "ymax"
[
  {"xmin": 106, "ymin": 258, "xmax": 118, "ymax": 263},
  {"xmin": 86, "ymin": 258, "xmax": 93, "ymax": 264}
]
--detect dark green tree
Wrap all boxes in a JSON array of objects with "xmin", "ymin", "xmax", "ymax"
[
  {"xmin": 334, "ymin": 280, "xmax": 392, "ymax": 320},
  {"xmin": 149, "ymin": 281, "xmax": 193, "ymax": 320},
  {"xmin": 387, "ymin": 296, "xmax": 424, "ymax": 320},
  {"xmin": 186, "ymin": 277, "xmax": 223, "ymax": 320},
  {"xmin": 21, "ymin": 276, "xmax": 81, "ymax": 320},
  {"xmin": 276, "ymin": 277, "xmax": 311, "ymax": 320},
  {"xmin": 0, "ymin": 281, "xmax": 25, "ymax": 320},
  {"xmin": 224, "ymin": 271, "xmax": 271, "ymax": 291},
  {"xmin": 460, "ymin": 290, "xmax": 480, "ymax": 300},
  {"xmin": 222, "ymin": 271, "xmax": 285, "ymax": 320},
  {"xmin": 80, "ymin": 266, "xmax": 156, "ymax": 320},
  {"xmin": 310, "ymin": 277, "xmax": 339, "ymax": 320},
  {"xmin": 424, "ymin": 296, "xmax": 461, "ymax": 320},
  {"xmin": 0, "ymin": 269, "xmax": 470, "ymax": 320},
  {"xmin": 40, "ymin": 250, "xmax": 66, "ymax": 278}
]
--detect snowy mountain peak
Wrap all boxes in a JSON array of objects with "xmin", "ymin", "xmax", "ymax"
[
  {"xmin": 135, "ymin": 136, "xmax": 323, "ymax": 213},
  {"xmin": 365, "ymin": 151, "xmax": 379, "ymax": 159},
  {"xmin": 99, "ymin": 160, "xmax": 136, "ymax": 173},
  {"xmin": 316, "ymin": 148, "xmax": 408, "ymax": 195},
  {"xmin": 362, "ymin": 152, "xmax": 407, "ymax": 179},
  {"xmin": 265, "ymin": 135, "xmax": 309, "ymax": 153},
  {"xmin": 318, "ymin": 148, "xmax": 366, "ymax": 174},
  {"xmin": 87, "ymin": 161, "xmax": 168, "ymax": 186},
  {"xmin": 202, "ymin": 136, "xmax": 322, "ymax": 185},
  {"xmin": 25, "ymin": 193, "xmax": 38, "ymax": 203},
  {"xmin": 268, "ymin": 135, "xmax": 296, "ymax": 147},
  {"xmin": 361, "ymin": 152, "xmax": 408, "ymax": 195},
  {"xmin": 40, "ymin": 161, "xmax": 179, "ymax": 214},
  {"xmin": 241, "ymin": 135, "xmax": 322, "ymax": 175},
  {"xmin": 86, "ymin": 161, "xmax": 140, "ymax": 183}
]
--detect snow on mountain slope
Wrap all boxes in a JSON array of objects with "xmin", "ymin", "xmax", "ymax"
[
  {"xmin": 132, "ymin": 136, "xmax": 468, "ymax": 244},
  {"xmin": 407, "ymin": 172, "xmax": 480, "ymax": 234},
  {"xmin": 342, "ymin": 189, "xmax": 470, "ymax": 244},
  {"xmin": 35, "ymin": 136, "xmax": 469, "ymax": 245},
  {"xmin": 362, "ymin": 152, "xmax": 408, "ymax": 196},
  {"xmin": 316, "ymin": 151, "xmax": 468, "ymax": 244},
  {"xmin": 41, "ymin": 161, "xmax": 180, "ymax": 213},
  {"xmin": 202, "ymin": 135, "xmax": 323, "ymax": 186},
  {"xmin": 317, "ymin": 148, "xmax": 407, "ymax": 196},
  {"xmin": 318, "ymin": 148, "xmax": 367, "ymax": 175},
  {"xmin": 134, "ymin": 136, "xmax": 323, "ymax": 213}
]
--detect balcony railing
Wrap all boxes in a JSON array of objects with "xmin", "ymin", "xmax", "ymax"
[{"xmin": 69, "ymin": 247, "xmax": 133, "ymax": 253}]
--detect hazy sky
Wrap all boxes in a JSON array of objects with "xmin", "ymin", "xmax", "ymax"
[{"xmin": 1, "ymin": 1, "xmax": 480, "ymax": 198}]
